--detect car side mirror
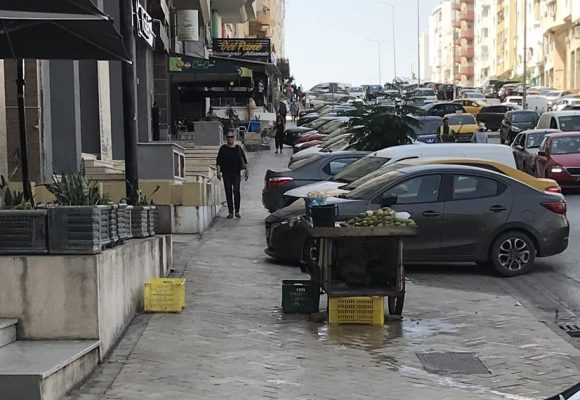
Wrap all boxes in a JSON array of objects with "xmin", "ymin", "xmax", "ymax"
[
  {"xmin": 382, "ymin": 193, "xmax": 398, "ymax": 207},
  {"xmin": 515, "ymin": 145, "xmax": 524, "ymax": 151},
  {"xmin": 538, "ymin": 150, "xmax": 547, "ymax": 157}
]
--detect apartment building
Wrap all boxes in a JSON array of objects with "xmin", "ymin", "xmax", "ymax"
[{"xmin": 474, "ymin": 0, "xmax": 497, "ymax": 86}]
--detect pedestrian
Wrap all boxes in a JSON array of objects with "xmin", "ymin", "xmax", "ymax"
[
  {"xmin": 216, "ymin": 131, "xmax": 249, "ymax": 219},
  {"xmin": 278, "ymin": 100, "xmax": 288, "ymax": 121},
  {"xmin": 206, "ymin": 107, "xmax": 217, "ymax": 120},
  {"xmin": 274, "ymin": 114, "xmax": 285, "ymax": 154},
  {"xmin": 290, "ymin": 100, "xmax": 299, "ymax": 122},
  {"xmin": 285, "ymin": 84, "xmax": 293, "ymax": 100},
  {"xmin": 438, "ymin": 117, "xmax": 455, "ymax": 143}
]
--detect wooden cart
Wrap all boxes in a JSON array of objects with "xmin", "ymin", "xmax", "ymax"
[{"xmin": 302, "ymin": 218, "xmax": 417, "ymax": 316}]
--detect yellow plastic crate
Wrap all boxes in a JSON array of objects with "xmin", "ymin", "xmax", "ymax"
[
  {"xmin": 328, "ymin": 296, "xmax": 384, "ymax": 325},
  {"xmin": 144, "ymin": 278, "xmax": 186, "ymax": 313}
]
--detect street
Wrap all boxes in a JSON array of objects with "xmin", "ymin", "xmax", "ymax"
[{"xmin": 69, "ymin": 145, "xmax": 580, "ymax": 400}]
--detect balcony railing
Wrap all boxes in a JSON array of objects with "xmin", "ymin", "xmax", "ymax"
[
  {"xmin": 460, "ymin": 9, "xmax": 475, "ymax": 21},
  {"xmin": 452, "ymin": 0, "xmax": 461, "ymax": 11},
  {"xmin": 460, "ymin": 65, "xmax": 474, "ymax": 76},
  {"xmin": 460, "ymin": 28, "xmax": 474, "ymax": 39},
  {"xmin": 460, "ymin": 48, "xmax": 474, "ymax": 58}
]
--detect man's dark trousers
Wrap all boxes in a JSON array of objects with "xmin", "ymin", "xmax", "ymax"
[{"xmin": 223, "ymin": 173, "xmax": 241, "ymax": 213}]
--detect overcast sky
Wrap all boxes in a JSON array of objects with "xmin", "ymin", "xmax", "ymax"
[{"xmin": 285, "ymin": 0, "xmax": 440, "ymax": 90}]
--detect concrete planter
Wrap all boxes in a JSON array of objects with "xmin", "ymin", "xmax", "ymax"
[
  {"xmin": 0, "ymin": 210, "xmax": 48, "ymax": 254},
  {"xmin": 108, "ymin": 204, "xmax": 120, "ymax": 244},
  {"xmin": 148, "ymin": 206, "xmax": 156, "ymax": 236},
  {"xmin": 117, "ymin": 205, "xmax": 133, "ymax": 241},
  {"xmin": 131, "ymin": 206, "xmax": 150, "ymax": 238},
  {"xmin": 48, "ymin": 206, "xmax": 109, "ymax": 255}
]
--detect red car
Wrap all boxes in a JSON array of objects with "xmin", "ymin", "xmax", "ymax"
[
  {"xmin": 293, "ymin": 139, "xmax": 324, "ymax": 153},
  {"xmin": 536, "ymin": 131, "xmax": 580, "ymax": 188},
  {"xmin": 295, "ymin": 132, "xmax": 326, "ymax": 144}
]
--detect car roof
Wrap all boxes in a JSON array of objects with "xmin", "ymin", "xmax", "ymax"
[
  {"xmin": 521, "ymin": 129, "xmax": 560, "ymax": 134},
  {"xmin": 506, "ymin": 110, "xmax": 537, "ymax": 114},
  {"xmin": 395, "ymin": 163, "xmax": 506, "ymax": 176},
  {"xmin": 444, "ymin": 113, "xmax": 475, "ymax": 118},
  {"xmin": 545, "ymin": 131, "xmax": 580, "ymax": 138},
  {"xmin": 372, "ymin": 143, "xmax": 508, "ymax": 157},
  {"xmin": 542, "ymin": 111, "xmax": 580, "ymax": 116},
  {"xmin": 414, "ymin": 116, "xmax": 443, "ymax": 121}
]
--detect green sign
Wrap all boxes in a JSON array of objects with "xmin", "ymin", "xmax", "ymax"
[{"xmin": 169, "ymin": 55, "xmax": 216, "ymax": 72}]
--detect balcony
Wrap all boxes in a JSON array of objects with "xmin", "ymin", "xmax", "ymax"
[
  {"xmin": 460, "ymin": 9, "xmax": 475, "ymax": 21},
  {"xmin": 460, "ymin": 47, "xmax": 474, "ymax": 58},
  {"xmin": 460, "ymin": 28, "xmax": 474, "ymax": 39},
  {"xmin": 452, "ymin": 1, "xmax": 461, "ymax": 11},
  {"xmin": 453, "ymin": 18, "xmax": 461, "ymax": 28},
  {"xmin": 460, "ymin": 65, "xmax": 474, "ymax": 76},
  {"xmin": 462, "ymin": 0, "xmax": 474, "ymax": 3}
]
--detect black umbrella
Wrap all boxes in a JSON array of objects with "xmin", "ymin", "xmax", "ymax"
[{"xmin": 0, "ymin": 0, "xmax": 130, "ymax": 203}]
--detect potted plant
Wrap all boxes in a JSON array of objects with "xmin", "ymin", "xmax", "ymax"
[
  {"xmin": 46, "ymin": 173, "xmax": 112, "ymax": 254},
  {"xmin": 0, "ymin": 176, "xmax": 47, "ymax": 254},
  {"xmin": 117, "ymin": 203, "xmax": 133, "ymax": 242}
]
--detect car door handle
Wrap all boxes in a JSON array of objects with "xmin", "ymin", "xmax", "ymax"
[
  {"xmin": 489, "ymin": 205, "xmax": 507, "ymax": 212},
  {"xmin": 422, "ymin": 210, "xmax": 441, "ymax": 217}
]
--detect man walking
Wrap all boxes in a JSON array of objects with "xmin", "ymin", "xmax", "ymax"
[{"xmin": 216, "ymin": 132, "xmax": 249, "ymax": 219}]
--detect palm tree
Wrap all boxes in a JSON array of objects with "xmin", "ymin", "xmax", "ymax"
[{"xmin": 346, "ymin": 103, "xmax": 422, "ymax": 151}]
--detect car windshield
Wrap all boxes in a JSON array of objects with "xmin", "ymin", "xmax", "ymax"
[
  {"xmin": 448, "ymin": 115, "xmax": 476, "ymax": 125},
  {"xmin": 333, "ymin": 156, "xmax": 390, "ymax": 183},
  {"xmin": 413, "ymin": 119, "xmax": 443, "ymax": 135},
  {"xmin": 344, "ymin": 171, "xmax": 406, "ymax": 199},
  {"xmin": 349, "ymin": 87, "xmax": 363, "ymax": 92},
  {"xmin": 546, "ymin": 91, "xmax": 562, "ymax": 97},
  {"xmin": 288, "ymin": 154, "xmax": 322, "ymax": 170},
  {"xmin": 417, "ymin": 89, "xmax": 435, "ymax": 96},
  {"xmin": 345, "ymin": 162, "xmax": 412, "ymax": 189},
  {"xmin": 319, "ymin": 120, "xmax": 344, "ymax": 134},
  {"xmin": 368, "ymin": 85, "xmax": 382, "ymax": 91},
  {"xmin": 557, "ymin": 116, "xmax": 580, "ymax": 131},
  {"xmin": 468, "ymin": 93, "xmax": 485, "ymax": 98},
  {"xmin": 512, "ymin": 113, "xmax": 537, "ymax": 123},
  {"xmin": 551, "ymin": 136, "xmax": 580, "ymax": 155},
  {"xmin": 507, "ymin": 98, "xmax": 523, "ymax": 105},
  {"xmin": 309, "ymin": 118, "xmax": 332, "ymax": 129},
  {"xmin": 526, "ymin": 133, "xmax": 547, "ymax": 148}
]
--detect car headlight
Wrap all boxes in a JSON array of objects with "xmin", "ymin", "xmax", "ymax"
[
  {"xmin": 511, "ymin": 127, "xmax": 521, "ymax": 132},
  {"xmin": 551, "ymin": 166, "xmax": 564, "ymax": 173}
]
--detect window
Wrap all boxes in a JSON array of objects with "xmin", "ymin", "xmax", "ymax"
[
  {"xmin": 551, "ymin": 137, "xmax": 580, "ymax": 155},
  {"xmin": 323, "ymin": 157, "xmax": 360, "ymax": 175},
  {"xmin": 550, "ymin": 117, "xmax": 559, "ymax": 129},
  {"xmin": 452, "ymin": 175, "xmax": 501, "ymax": 200},
  {"xmin": 383, "ymin": 175, "xmax": 442, "ymax": 205},
  {"xmin": 334, "ymin": 156, "xmax": 389, "ymax": 183},
  {"xmin": 557, "ymin": 116, "xmax": 580, "ymax": 131}
]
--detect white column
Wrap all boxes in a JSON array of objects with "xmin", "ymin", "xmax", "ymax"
[
  {"xmin": 0, "ymin": 60, "xmax": 7, "ymax": 177},
  {"xmin": 97, "ymin": 61, "xmax": 113, "ymax": 161}
]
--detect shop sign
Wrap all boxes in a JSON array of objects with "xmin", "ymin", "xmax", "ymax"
[
  {"xmin": 135, "ymin": 1, "xmax": 155, "ymax": 47},
  {"xmin": 212, "ymin": 39, "xmax": 271, "ymax": 62},
  {"xmin": 169, "ymin": 55, "xmax": 215, "ymax": 72},
  {"xmin": 177, "ymin": 10, "xmax": 199, "ymax": 41}
]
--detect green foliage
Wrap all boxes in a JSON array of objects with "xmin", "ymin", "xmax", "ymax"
[
  {"xmin": 0, "ymin": 176, "xmax": 31, "ymax": 210},
  {"xmin": 124, "ymin": 182, "xmax": 159, "ymax": 206},
  {"xmin": 46, "ymin": 173, "xmax": 111, "ymax": 206},
  {"xmin": 345, "ymin": 104, "xmax": 422, "ymax": 151}
]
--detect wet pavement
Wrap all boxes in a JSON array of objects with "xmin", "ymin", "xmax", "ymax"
[{"xmin": 69, "ymin": 146, "xmax": 580, "ymax": 400}]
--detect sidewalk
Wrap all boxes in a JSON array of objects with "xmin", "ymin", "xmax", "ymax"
[{"xmin": 70, "ymin": 149, "xmax": 580, "ymax": 400}]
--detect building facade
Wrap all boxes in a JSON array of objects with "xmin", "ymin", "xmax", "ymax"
[{"xmin": 474, "ymin": 0, "xmax": 497, "ymax": 86}]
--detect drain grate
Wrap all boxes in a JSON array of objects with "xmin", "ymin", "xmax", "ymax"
[
  {"xmin": 559, "ymin": 322, "xmax": 580, "ymax": 337},
  {"xmin": 416, "ymin": 352, "xmax": 489, "ymax": 375}
]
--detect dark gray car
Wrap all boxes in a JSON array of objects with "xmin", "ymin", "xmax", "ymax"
[
  {"xmin": 499, "ymin": 110, "xmax": 540, "ymax": 144},
  {"xmin": 265, "ymin": 164, "xmax": 569, "ymax": 276},
  {"xmin": 511, "ymin": 129, "xmax": 560, "ymax": 174},
  {"xmin": 262, "ymin": 151, "xmax": 368, "ymax": 212}
]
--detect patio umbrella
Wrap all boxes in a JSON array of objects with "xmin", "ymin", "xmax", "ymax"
[{"xmin": 0, "ymin": 0, "xmax": 131, "ymax": 202}]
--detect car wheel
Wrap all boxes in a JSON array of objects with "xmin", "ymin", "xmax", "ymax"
[
  {"xmin": 302, "ymin": 237, "xmax": 320, "ymax": 279},
  {"xmin": 490, "ymin": 231, "xmax": 536, "ymax": 277}
]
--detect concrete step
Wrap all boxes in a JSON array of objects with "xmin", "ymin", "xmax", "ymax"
[
  {"xmin": 0, "ymin": 319, "xmax": 17, "ymax": 348},
  {"xmin": 0, "ymin": 340, "xmax": 100, "ymax": 400}
]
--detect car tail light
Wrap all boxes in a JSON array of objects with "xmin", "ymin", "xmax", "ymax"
[
  {"xmin": 267, "ymin": 177, "xmax": 294, "ymax": 189},
  {"xmin": 542, "ymin": 201, "xmax": 567, "ymax": 215},
  {"xmin": 545, "ymin": 185, "xmax": 562, "ymax": 193}
]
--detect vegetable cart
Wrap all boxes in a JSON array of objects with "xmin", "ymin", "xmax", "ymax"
[{"xmin": 301, "ymin": 217, "xmax": 416, "ymax": 316}]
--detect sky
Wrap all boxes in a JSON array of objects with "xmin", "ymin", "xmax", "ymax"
[{"xmin": 285, "ymin": 0, "xmax": 441, "ymax": 90}]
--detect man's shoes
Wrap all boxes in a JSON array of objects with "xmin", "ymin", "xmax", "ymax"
[
  {"xmin": 235, "ymin": 213, "xmax": 241, "ymax": 219},
  {"xmin": 275, "ymin": 151, "xmax": 278, "ymax": 154},
  {"xmin": 226, "ymin": 213, "xmax": 234, "ymax": 219}
]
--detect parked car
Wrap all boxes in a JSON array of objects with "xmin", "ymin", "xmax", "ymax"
[
  {"xmin": 499, "ymin": 110, "xmax": 540, "ymax": 145},
  {"xmin": 413, "ymin": 116, "xmax": 443, "ymax": 144},
  {"xmin": 535, "ymin": 131, "xmax": 580, "ymax": 188},
  {"xmin": 536, "ymin": 111, "xmax": 580, "ymax": 131},
  {"xmin": 436, "ymin": 84, "xmax": 455, "ymax": 101},
  {"xmin": 421, "ymin": 102, "xmax": 466, "ymax": 118},
  {"xmin": 261, "ymin": 151, "xmax": 368, "ymax": 212},
  {"xmin": 266, "ymin": 164, "xmax": 568, "ymax": 276},
  {"xmin": 452, "ymin": 99, "xmax": 486, "ymax": 116},
  {"xmin": 545, "ymin": 90, "xmax": 573, "ymax": 110},
  {"xmin": 294, "ymin": 133, "xmax": 353, "ymax": 153},
  {"xmin": 285, "ymin": 116, "xmax": 347, "ymax": 145},
  {"xmin": 461, "ymin": 92, "xmax": 485, "ymax": 100},
  {"xmin": 365, "ymin": 85, "xmax": 384, "ymax": 101},
  {"xmin": 348, "ymin": 86, "xmax": 365, "ymax": 99},
  {"xmin": 511, "ymin": 129, "xmax": 560, "ymax": 175},
  {"xmin": 409, "ymin": 87, "xmax": 437, "ymax": 103},
  {"xmin": 492, "ymin": 80, "xmax": 520, "ymax": 99},
  {"xmin": 523, "ymin": 95, "xmax": 549, "ymax": 114},
  {"xmin": 552, "ymin": 97, "xmax": 580, "ymax": 112},
  {"xmin": 282, "ymin": 143, "xmax": 517, "ymax": 204},
  {"xmin": 445, "ymin": 113, "xmax": 480, "ymax": 142},
  {"xmin": 476, "ymin": 104, "xmax": 522, "ymax": 131},
  {"xmin": 503, "ymin": 96, "xmax": 523, "ymax": 106},
  {"xmin": 499, "ymin": 84, "xmax": 519, "ymax": 102}
]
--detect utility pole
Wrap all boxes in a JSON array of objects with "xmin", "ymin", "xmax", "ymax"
[
  {"xmin": 417, "ymin": 0, "xmax": 421, "ymax": 85},
  {"xmin": 367, "ymin": 39, "xmax": 383, "ymax": 85},
  {"xmin": 381, "ymin": 2, "xmax": 397, "ymax": 81},
  {"xmin": 522, "ymin": 0, "xmax": 528, "ymax": 109},
  {"xmin": 120, "ymin": 0, "xmax": 139, "ymax": 204}
]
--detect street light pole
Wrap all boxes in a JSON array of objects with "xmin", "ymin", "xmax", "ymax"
[
  {"xmin": 381, "ymin": 2, "xmax": 397, "ymax": 82},
  {"xmin": 523, "ymin": 0, "xmax": 528, "ymax": 108},
  {"xmin": 417, "ymin": 0, "xmax": 421, "ymax": 85}
]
